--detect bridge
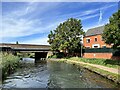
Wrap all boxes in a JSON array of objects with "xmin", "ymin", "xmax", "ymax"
[{"xmin": 0, "ymin": 43, "xmax": 51, "ymax": 62}]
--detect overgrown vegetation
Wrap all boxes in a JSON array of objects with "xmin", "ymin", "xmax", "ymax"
[
  {"xmin": 0, "ymin": 52, "xmax": 20, "ymax": 80},
  {"xmin": 67, "ymin": 57, "xmax": 120, "ymax": 69},
  {"xmin": 17, "ymin": 52, "xmax": 35, "ymax": 58}
]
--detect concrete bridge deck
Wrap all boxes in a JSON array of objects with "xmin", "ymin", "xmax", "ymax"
[
  {"xmin": 0, "ymin": 43, "xmax": 51, "ymax": 61},
  {"xmin": 0, "ymin": 43, "xmax": 50, "ymax": 49}
]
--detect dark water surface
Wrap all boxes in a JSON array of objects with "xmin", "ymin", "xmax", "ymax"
[{"xmin": 1, "ymin": 58, "xmax": 119, "ymax": 88}]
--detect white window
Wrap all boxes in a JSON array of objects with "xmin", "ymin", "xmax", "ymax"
[{"xmin": 92, "ymin": 44, "xmax": 100, "ymax": 48}]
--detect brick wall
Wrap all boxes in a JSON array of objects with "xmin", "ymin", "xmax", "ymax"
[{"xmin": 83, "ymin": 53, "xmax": 120, "ymax": 60}]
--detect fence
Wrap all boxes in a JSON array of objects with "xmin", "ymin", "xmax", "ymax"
[
  {"xmin": 83, "ymin": 48, "xmax": 120, "ymax": 60},
  {"xmin": 83, "ymin": 48, "xmax": 120, "ymax": 56}
]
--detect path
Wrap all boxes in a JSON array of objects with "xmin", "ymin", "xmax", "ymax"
[{"xmin": 66, "ymin": 60, "xmax": 120, "ymax": 75}]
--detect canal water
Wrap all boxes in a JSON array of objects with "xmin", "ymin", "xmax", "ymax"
[{"xmin": 1, "ymin": 58, "xmax": 119, "ymax": 88}]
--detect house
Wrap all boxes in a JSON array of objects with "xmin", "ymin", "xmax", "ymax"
[{"xmin": 83, "ymin": 26, "xmax": 112, "ymax": 48}]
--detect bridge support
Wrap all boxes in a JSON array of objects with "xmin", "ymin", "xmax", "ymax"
[{"xmin": 35, "ymin": 52, "xmax": 48, "ymax": 62}]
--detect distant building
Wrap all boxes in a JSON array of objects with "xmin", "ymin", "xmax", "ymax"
[{"xmin": 83, "ymin": 26, "xmax": 112, "ymax": 48}]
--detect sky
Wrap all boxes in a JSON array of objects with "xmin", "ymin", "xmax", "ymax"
[{"xmin": 1, "ymin": 1, "xmax": 119, "ymax": 45}]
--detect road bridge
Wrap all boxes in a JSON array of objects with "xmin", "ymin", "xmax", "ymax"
[{"xmin": 0, "ymin": 43, "xmax": 51, "ymax": 62}]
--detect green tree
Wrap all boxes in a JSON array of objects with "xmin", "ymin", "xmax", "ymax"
[
  {"xmin": 102, "ymin": 10, "xmax": 120, "ymax": 48},
  {"xmin": 48, "ymin": 18, "xmax": 84, "ymax": 55},
  {"xmin": 16, "ymin": 41, "xmax": 19, "ymax": 44}
]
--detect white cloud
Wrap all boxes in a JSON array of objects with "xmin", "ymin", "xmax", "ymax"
[
  {"xmin": 81, "ymin": 14, "xmax": 99, "ymax": 20},
  {"xmin": 1, "ymin": 17, "xmax": 60, "ymax": 38},
  {"xmin": 21, "ymin": 37, "xmax": 49, "ymax": 45},
  {"xmin": 59, "ymin": 8, "xmax": 99, "ymax": 19},
  {"xmin": 98, "ymin": 8, "xmax": 102, "ymax": 25},
  {"xmin": 1, "ymin": 2, "xmax": 61, "ymax": 39},
  {"xmin": 59, "ymin": 4, "xmax": 115, "ymax": 21}
]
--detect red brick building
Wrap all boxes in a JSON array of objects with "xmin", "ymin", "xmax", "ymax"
[
  {"xmin": 83, "ymin": 26, "xmax": 112, "ymax": 48},
  {"xmin": 82, "ymin": 26, "xmax": 120, "ymax": 60}
]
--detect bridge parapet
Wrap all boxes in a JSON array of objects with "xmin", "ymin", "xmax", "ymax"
[
  {"xmin": 0, "ymin": 43, "xmax": 50, "ymax": 49},
  {"xmin": 0, "ymin": 43, "xmax": 50, "ymax": 52}
]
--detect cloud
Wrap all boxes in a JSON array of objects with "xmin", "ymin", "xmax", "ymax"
[
  {"xmin": 21, "ymin": 36, "xmax": 49, "ymax": 45},
  {"xmin": 1, "ymin": 17, "xmax": 60, "ymax": 38},
  {"xmin": 98, "ymin": 8, "xmax": 102, "ymax": 25},
  {"xmin": 81, "ymin": 14, "xmax": 99, "ymax": 20},
  {"xmin": 58, "ymin": 4, "xmax": 115, "ymax": 21},
  {"xmin": 1, "ymin": 2, "xmax": 61, "ymax": 39}
]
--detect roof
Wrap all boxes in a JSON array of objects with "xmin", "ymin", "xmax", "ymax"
[{"xmin": 85, "ymin": 26, "xmax": 104, "ymax": 37}]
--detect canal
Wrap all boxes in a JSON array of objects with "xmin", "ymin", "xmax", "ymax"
[{"xmin": 1, "ymin": 58, "xmax": 119, "ymax": 88}]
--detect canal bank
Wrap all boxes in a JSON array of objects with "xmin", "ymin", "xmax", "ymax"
[{"xmin": 48, "ymin": 58, "xmax": 120, "ymax": 85}]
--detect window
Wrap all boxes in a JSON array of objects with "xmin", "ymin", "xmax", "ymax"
[
  {"xmin": 92, "ymin": 44, "xmax": 100, "ymax": 48},
  {"xmin": 94, "ymin": 38, "xmax": 97, "ymax": 42},
  {"xmin": 102, "ymin": 45, "xmax": 106, "ymax": 48},
  {"xmin": 94, "ymin": 46, "xmax": 98, "ymax": 48},
  {"xmin": 86, "ymin": 39, "xmax": 90, "ymax": 43}
]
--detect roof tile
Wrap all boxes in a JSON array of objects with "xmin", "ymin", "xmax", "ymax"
[{"xmin": 85, "ymin": 26, "xmax": 104, "ymax": 36}]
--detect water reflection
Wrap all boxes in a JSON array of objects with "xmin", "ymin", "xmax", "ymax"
[{"xmin": 21, "ymin": 58, "xmax": 35, "ymax": 63}]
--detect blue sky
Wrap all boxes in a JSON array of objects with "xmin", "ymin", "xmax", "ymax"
[{"xmin": 1, "ymin": 2, "xmax": 118, "ymax": 45}]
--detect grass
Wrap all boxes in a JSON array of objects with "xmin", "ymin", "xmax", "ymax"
[
  {"xmin": 0, "ymin": 52, "xmax": 20, "ymax": 80},
  {"xmin": 67, "ymin": 57, "xmax": 120, "ymax": 69}
]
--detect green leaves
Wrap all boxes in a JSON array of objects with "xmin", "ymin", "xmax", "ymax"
[
  {"xmin": 48, "ymin": 18, "xmax": 84, "ymax": 54},
  {"xmin": 102, "ymin": 10, "xmax": 120, "ymax": 48}
]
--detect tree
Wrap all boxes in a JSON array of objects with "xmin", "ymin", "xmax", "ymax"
[
  {"xmin": 48, "ymin": 18, "xmax": 84, "ymax": 55},
  {"xmin": 102, "ymin": 10, "xmax": 120, "ymax": 48},
  {"xmin": 16, "ymin": 41, "xmax": 19, "ymax": 44}
]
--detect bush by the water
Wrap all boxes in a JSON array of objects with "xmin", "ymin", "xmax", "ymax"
[
  {"xmin": 0, "ymin": 52, "xmax": 20, "ymax": 80},
  {"xmin": 48, "ymin": 52, "xmax": 65, "ymax": 58}
]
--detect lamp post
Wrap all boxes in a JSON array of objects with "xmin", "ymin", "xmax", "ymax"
[{"xmin": 80, "ymin": 42, "xmax": 83, "ymax": 57}]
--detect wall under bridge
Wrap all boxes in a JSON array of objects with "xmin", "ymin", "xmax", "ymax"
[{"xmin": 35, "ymin": 52, "xmax": 48, "ymax": 62}]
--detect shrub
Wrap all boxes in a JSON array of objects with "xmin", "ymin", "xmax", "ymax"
[{"xmin": 0, "ymin": 52, "xmax": 20, "ymax": 80}]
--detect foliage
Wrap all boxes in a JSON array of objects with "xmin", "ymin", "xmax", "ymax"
[
  {"xmin": 16, "ymin": 41, "xmax": 19, "ymax": 44},
  {"xmin": 102, "ymin": 10, "xmax": 120, "ymax": 48},
  {"xmin": 48, "ymin": 18, "xmax": 84, "ymax": 54},
  {"xmin": 67, "ymin": 57, "xmax": 119, "ymax": 69},
  {"xmin": 48, "ymin": 52, "xmax": 64, "ymax": 58},
  {"xmin": 0, "ymin": 52, "xmax": 20, "ymax": 80},
  {"xmin": 17, "ymin": 52, "xmax": 34, "ymax": 58},
  {"xmin": 49, "ymin": 55, "xmax": 57, "ymax": 58}
]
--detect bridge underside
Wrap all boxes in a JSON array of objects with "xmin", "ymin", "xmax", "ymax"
[{"xmin": 35, "ymin": 52, "xmax": 48, "ymax": 61}]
